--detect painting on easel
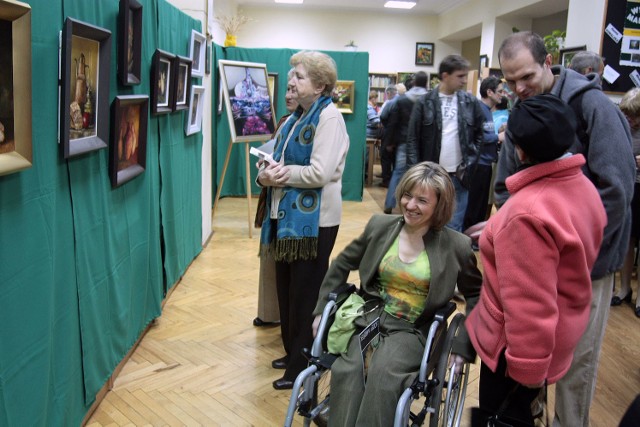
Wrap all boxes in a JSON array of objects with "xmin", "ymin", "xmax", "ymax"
[{"xmin": 218, "ymin": 59, "xmax": 276, "ymax": 143}]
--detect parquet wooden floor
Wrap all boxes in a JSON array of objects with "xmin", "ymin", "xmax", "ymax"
[{"xmin": 86, "ymin": 175, "xmax": 640, "ymax": 426}]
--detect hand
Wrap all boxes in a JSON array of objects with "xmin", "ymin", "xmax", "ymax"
[
  {"xmin": 448, "ymin": 354, "xmax": 466, "ymax": 374},
  {"xmin": 635, "ymin": 155, "xmax": 640, "ymax": 169},
  {"xmin": 258, "ymin": 161, "xmax": 290, "ymax": 187},
  {"xmin": 498, "ymin": 130, "xmax": 505, "ymax": 144},
  {"xmin": 463, "ymin": 221, "xmax": 487, "ymax": 243},
  {"xmin": 312, "ymin": 314, "xmax": 322, "ymax": 338}
]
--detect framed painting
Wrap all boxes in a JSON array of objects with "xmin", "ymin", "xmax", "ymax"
[
  {"xmin": 59, "ymin": 17, "xmax": 111, "ymax": 159},
  {"xmin": 172, "ymin": 55, "xmax": 192, "ymax": 112},
  {"xmin": 0, "ymin": 0, "xmax": 31, "ymax": 176},
  {"xmin": 415, "ymin": 42, "xmax": 434, "ymax": 66},
  {"xmin": 268, "ymin": 72, "xmax": 278, "ymax": 113},
  {"xmin": 109, "ymin": 95, "xmax": 148, "ymax": 188},
  {"xmin": 185, "ymin": 85, "xmax": 205, "ymax": 136},
  {"xmin": 189, "ymin": 29, "xmax": 206, "ymax": 78},
  {"xmin": 151, "ymin": 49, "xmax": 175, "ymax": 115},
  {"xmin": 560, "ymin": 45, "xmax": 587, "ymax": 68},
  {"xmin": 117, "ymin": 0, "xmax": 142, "ymax": 86},
  {"xmin": 218, "ymin": 60, "xmax": 276, "ymax": 142},
  {"xmin": 331, "ymin": 80, "xmax": 355, "ymax": 114},
  {"xmin": 397, "ymin": 72, "xmax": 415, "ymax": 86},
  {"xmin": 478, "ymin": 54, "xmax": 489, "ymax": 75},
  {"xmin": 429, "ymin": 73, "xmax": 440, "ymax": 89}
]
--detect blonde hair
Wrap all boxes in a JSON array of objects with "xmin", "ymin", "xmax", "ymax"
[
  {"xmin": 290, "ymin": 51, "xmax": 337, "ymax": 97},
  {"xmin": 369, "ymin": 90, "xmax": 379, "ymax": 101},
  {"xmin": 620, "ymin": 88, "xmax": 640, "ymax": 118},
  {"xmin": 395, "ymin": 162, "xmax": 455, "ymax": 230}
]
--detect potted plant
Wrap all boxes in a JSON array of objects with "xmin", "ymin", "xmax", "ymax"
[
  {"xmin": 215, "ymin": 14, "xmax": 254, "ymax": 47},
  {"xmin": 344, "ymin": 40, "xmax": 358, "ymax": 52},
  {"xmin": 543, "ymin": 30, "xmax": 566, "ymax": 64}
]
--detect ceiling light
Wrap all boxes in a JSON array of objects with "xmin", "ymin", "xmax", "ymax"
[
  {"xmin": 275, "ymin": 0, "xmax": 303, "ymax": 4},
  {"xmin": 384, "ymin": 1, "xmax": 416, "ymax": 9}
]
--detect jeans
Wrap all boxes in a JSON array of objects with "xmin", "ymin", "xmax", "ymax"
[
  {"xmin": 384, "ymin": 144, "xmax": 408, "ymax": 210},
  {"xmin": 447, "ymin": 174, "xmax": 468, "ymax": 232}
]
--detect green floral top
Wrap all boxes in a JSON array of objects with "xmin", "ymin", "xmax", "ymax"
[{"xmin": 378, "ymin": 236, "xmax": 430, "ymax": 322}]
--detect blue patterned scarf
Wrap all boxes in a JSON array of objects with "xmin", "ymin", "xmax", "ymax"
[{"xmin": 260, "ymin": 96, "xmax": 333, "ymax": 262}]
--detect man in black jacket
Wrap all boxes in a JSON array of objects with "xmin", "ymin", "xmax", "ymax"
[{"xmin": 406, "ymin": 55, "xmax": 485, "ymax": 231}]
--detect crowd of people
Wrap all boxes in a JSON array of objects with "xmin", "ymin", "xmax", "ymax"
[{"xmin": 250, "ymin": 30, "xmax": 640, "ymax": 426}]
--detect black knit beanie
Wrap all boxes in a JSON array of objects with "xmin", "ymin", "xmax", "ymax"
[{"xmin": 506, "ymin": 93, "xmax": 577, "ymax": 163}]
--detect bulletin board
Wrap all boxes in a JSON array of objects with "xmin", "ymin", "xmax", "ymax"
[{"xmin": 601, "ymin": 0, "xmax": 640, "ymax": 93}]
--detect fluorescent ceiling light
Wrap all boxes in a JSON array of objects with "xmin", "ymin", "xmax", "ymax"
[
  {"xmin": 275, "ymin": 0, "xmax": 303, "ymax": 3},
  {"xmin": 384, "ymin": 1, "xmax": 416, "ymax": 9}
]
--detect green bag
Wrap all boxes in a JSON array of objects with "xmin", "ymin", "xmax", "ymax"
[{"xmin": 327, "ymin": 293, "xmax": 365, "ymax": 354}]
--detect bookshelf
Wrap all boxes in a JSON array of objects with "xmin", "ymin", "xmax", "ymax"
[{"xmin": 368, "ymin": 72, "xmax": 397, "ymax": 105}]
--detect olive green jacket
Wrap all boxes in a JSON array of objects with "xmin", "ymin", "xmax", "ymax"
[{"xmin": 314, "ymin": 214, "xmax": 482, "ymax": 360}]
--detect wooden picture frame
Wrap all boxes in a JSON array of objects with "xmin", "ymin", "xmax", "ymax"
[
  {"xmin": 218, "ymin": 60, "xmax": 276, "ymax": 143},
  {"xmin": 59, "ymin": 17, "xmax": 111, "ymax": 159},
  {"xmin": 185, "ymin": 85, "xmax": 205, "ymax": 136},
  {"xmin": 151, "ymin": 49, "xmax": 175, "ymax": 115},
  {"xmin": 268, "ymin": 72, "xmax": 278, "ymax": 113},
  {"xmin": 117, "ymin": 0, "xmax": 142, "ymax": 86},
  {"xmin": 415, "ymin": 42, "xmax": 435, "ymax": 66},
  {"xmin": 172, "ymin": 55, "xmax": 192, "ymax": 112},
  {"xmin": 331, "ymin": 80, "xmax": 355, "ymax": 114},
  {"xmin": 0, "ymin": 0, "xmax": 31, "ymax": 176},
  {"xmin": 479, "ymin": 54, "xmax": 489, "ymax": 75},
  {"xmin": 560, "ymin": 45, "xmax": 587, "ymax": 68},
  {"xmin": 189, "ymin": 29, "xmax": 206, "ymax": 78},
  {"xmin": 109, "ymin": 95, "xmax": 148, "ymax": 188}
]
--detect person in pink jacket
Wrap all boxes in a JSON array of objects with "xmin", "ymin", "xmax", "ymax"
[{"xmin": 466, "ymin": 93, "xmax": 607, "ymax": 425}]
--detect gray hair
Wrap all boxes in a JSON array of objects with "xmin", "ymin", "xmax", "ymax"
[{"xmin": 568, "ymin": 51, "xmax": 603, "ymax": 75}]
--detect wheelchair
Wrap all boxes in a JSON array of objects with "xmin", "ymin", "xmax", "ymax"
[{"xmin": 283, "ymin": 284, "xmax": 470, "ymax": 427}]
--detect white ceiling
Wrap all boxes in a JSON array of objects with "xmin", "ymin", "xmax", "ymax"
[{"xmin": 236, "ymin": 0, "xmax": 471, "ymax": 15}]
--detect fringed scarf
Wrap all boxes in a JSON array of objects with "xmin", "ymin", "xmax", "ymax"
[{"xmin": 260, "ymin": 95, "xmax": 333, "ymax": 263}]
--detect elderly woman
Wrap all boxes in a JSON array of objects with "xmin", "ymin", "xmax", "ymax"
[
  {"xmin": 258, "ymin": 51, "xmax": 350, "ymax": 390},
  {"xmin": 312, "ymin": 161, "xmax": 482, "ymax": 425}
]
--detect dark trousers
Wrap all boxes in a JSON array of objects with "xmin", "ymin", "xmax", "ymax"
[
  {"xmin": 463, "ymin": 163, "xmax": 493, "ymax": 230},
  {"xmin": 275, "ymin": 225, "xmax": 339, "ymax": 381},
  {"xmin": 380, "ymin": 145, "xmax": 395, "ymax": 184},
  {"xmin": 479, "ymin": 352, "xmax": 541, "ymax": 426}
]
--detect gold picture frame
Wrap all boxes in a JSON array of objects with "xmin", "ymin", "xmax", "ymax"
[
  {"xmin": 0, "ymin": 0, "xmax": 32, "ymax": 176},
  {"xmin": 332, "ymin": 80, "xmax": 355, "ymax": 114}
]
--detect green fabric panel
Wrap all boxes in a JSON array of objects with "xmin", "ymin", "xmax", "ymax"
[
  {"xmin": 0, "ymin": 0, "xmax": 89, "ymax": 425},
  {"xmin": 156, "ymin": 0, "xmax": 202, "ymax": 290},
  {"xmin": 212, "ymin": 46, "xmax": 368, "ymax": 202},
  {"xmin": 63, "ymin": 0, "xmax": 163, "ymax": 405}
]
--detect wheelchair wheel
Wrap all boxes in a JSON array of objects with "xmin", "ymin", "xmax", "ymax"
[
  {"xmin": 429, "ymin": 313, "xmax": 469, "ymax": 427},
  {"xmin": 310, "ymin": 368, "xmax": 331, "ymax": 427}
]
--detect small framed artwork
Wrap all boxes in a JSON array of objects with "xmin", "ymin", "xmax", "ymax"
[
  {"xmin": 268, "ymin": 72, "xmax": 278, "ymax": 113},
  {"xmin": 172, "ymin": 55, "xmax": 192, "ymax": 112},
  {"xmin": 59, "ymin": 17, "xmax": 111, "ymax": 159},
  {"xmin": 415, "ymin": 42, "xmax": 435, "ymax": 66},
  {"xmin": 479, "ymin": 54, "xmax": 489, "ymax": 74},
  {"xmin": 397, "ymin": 72, "xmax": 415, "ymax": 85},
  {"xmin": 189, "ymin": 29, "xmax": 206, "ymax": 78},
  {"xmin": 118, "ymin": 0, "xmax": 142, "ymax": 86},
  {"xmin": 185, "ymin": 85, "xmax": 205, "ymax": 136},
  {"xmin": 109, "ymin": 95, "xmax": 148, "ymax": 188},
  {"xmin": 429, "ymin": 73, "xmax": 440, "ymax": 89},
  {"xmin": 331, "ymin": 80, "xmax": 355, "ymax": 114},
  {"xmin": 151, "ymin": 49, "xmax": 175, "ymax": 115},
  {"xmin": 218, "ymin": 60, "xmax": 276, "ymax": 142},
  {"xmin": 0, "ymin": 0, "xmax": 32, "ymax": 176},
  {"xmin": 560, "ymin": 45, "xmax": 587, "ymax": 68}
]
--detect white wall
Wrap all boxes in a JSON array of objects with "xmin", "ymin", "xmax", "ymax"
[{"xmin": 231, "ymin": 6, "xmax": 458, "ymax": 75}]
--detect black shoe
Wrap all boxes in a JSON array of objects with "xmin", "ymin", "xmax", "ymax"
[
  {"xmin": 611, "ymin": 291, "xmax": 632, "ymax": 306},
  {"xmin": 253, "ymin": 317, "xmax": 279, "ymax": 327},
  {"xmin": 273, "ymin": 378, "xmax": 294, "ymax": 390},
  {"xmin": 635, "ymin": 306, "xmax": 640, "ymax": 318},
  {"xmin": 271, "ymin": 356, "xmax": 288, "ymax": 369},
  {"xmin": 383, "ymin": 208, "xmax": 392, "ymax": 214}
]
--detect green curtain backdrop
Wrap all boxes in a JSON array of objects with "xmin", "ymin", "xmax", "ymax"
[
  {"xmin": 0, "ymin": 0, "xmax": 203, "ymax": 425},
  {"xmin": 212, "ymin": 46, "xmax": 369, "ymax": 203}
]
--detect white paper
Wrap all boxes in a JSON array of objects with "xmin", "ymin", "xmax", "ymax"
[
  {"xmin": 630, "ymin": 70, "xmax": 640, "ymax": 88},
  {"xmin": 250, "ymin": 139, "xmax": 276, "ymax": 164},
  {"xmin": 603, "ymin": 65, "xmax": 620, "ymax": 84},
  {"xmin": 605, "ymin": 23, "xmax": 623, "ymax": 44}
]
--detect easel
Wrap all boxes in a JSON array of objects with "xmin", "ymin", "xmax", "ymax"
[{"xmin": 212, "ymin": 138, "xmax": 264, "ymax": 238}]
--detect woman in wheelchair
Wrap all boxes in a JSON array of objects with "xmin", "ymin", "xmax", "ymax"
[{"xmin": 311, "ymin": 161, "xmax": 482, "ymax": 426}]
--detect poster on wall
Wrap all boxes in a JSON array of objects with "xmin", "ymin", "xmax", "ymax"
[
  {"xmin": 218, "ymin": 60, "xmax": 276, "ymax": 143},
  {"xmin": 0, "ymin": 0, "xmax": 32, "ymax": 176}
]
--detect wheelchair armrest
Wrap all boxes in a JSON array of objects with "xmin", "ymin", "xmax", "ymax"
[
  {"xmin": 328, "ymin": 283, "xmax": 357, "ymax": 302},
  {"xmin": 434, "ymin": 301, "xmax": 457, "ymax": 324}
]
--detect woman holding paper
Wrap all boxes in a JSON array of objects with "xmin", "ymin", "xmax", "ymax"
[{"xmin": 257, "ymin": 50, "xmax": 350, "ymax": 390}]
